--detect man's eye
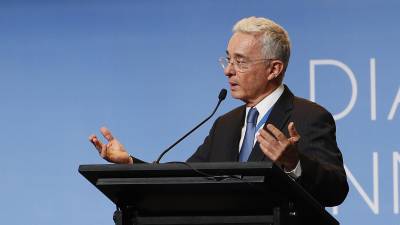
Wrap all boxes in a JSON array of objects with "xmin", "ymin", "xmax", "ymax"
[{"xmin": 236, "ymin": 59, "xmax": 247, "ymax": 65}]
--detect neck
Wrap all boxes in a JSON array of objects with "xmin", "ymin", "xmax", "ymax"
[{"xmin": 245, "ymin": 85, "xmax": 279, "ymax": 107}]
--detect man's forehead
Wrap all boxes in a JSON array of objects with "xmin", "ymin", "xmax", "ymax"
[{"xmin": 226, "ymin": 32, "xmax": 262, "ymax": 58}]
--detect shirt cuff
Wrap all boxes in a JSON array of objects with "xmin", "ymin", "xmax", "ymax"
[{"xmin": 284, "ymin": 161, "xmax": 302, "ymax": 179}]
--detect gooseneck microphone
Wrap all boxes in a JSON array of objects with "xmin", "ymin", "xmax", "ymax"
[{"xmin": 154, "ymin": 89, "xmax": 227, "ymax": 163}]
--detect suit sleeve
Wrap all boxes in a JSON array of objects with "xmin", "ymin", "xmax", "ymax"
[{"xmin": 296, "ymin": 108, "xmax": 349, "ymax": 207}]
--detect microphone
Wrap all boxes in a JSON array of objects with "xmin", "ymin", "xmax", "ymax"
[{"xmin": 154, "ymin": 89, "xmax": 227, "ymax": 163}]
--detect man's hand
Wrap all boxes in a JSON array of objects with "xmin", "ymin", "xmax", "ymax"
[
  {"xmin": 88, "ymin": 127, "xmax": 133, "ymax": 164},
  {"xmin": 256, "ymin": 122, "xmax": 300, "ymax": 171}
]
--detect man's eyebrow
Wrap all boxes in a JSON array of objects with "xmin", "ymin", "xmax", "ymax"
[{"xmin": 225, "ymin": 50, "xmax": 246, "ymax": 59}]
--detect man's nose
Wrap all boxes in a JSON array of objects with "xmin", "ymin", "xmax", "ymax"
[{"xmin": 224, "ymin": 62, "xmax": 236, "ymax": 77}]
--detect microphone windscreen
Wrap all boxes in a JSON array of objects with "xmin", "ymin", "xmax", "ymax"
[{"xmin": 219, "ymin": 89, "xmax": 227, "ymax": 101}]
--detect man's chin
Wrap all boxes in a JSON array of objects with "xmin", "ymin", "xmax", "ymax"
[{"xmin": 230, "ymin": 91, "xmax": 245, "ymax": 101}]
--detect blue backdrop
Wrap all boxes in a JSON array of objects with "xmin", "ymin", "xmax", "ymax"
[{"xmin": 0, "ymin": 0, "xmax": 399, "ymax": 224}]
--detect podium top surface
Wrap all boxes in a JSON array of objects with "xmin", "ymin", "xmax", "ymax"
[{"xmin": 79, "ymin": 162, "xmax": 273, "ymax": 180}]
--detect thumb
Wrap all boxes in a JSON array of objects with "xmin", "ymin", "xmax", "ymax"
[{"xmin": 288, "ymin": 122, "xmax": 300, "ymax": 143}]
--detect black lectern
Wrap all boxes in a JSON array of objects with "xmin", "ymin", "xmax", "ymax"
[{"xmin": 79, "ymin": 162, "xmax": 339, "ymax": 225}]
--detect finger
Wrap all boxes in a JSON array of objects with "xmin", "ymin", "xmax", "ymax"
[
  {"xmin": 257, "ymin": 131, "xmax": 281, "ymax": 156},
  {"xmin": 288, "ymin": 122, "xmax": 300, "ymax": 142},
  {"xmin": 88, "ymin": 134, "xmax": 96, "ymax": 143},
  {"xmin": 258, "ymin": 129, "xmax": 279, "ymax": 146},
  {"xmin": 266, "ymin": 124, "xmax": 287, "ymax": 142},
  {"xmin": 257, "ymin": 134, "xmax": 278, "ymax": 161},
  {"xmin": 100, "ymin": 127, "xmax": 114, "ymax": 142},
  {"xmin": 100, "ymin": 143, "xmax": 107, "ymax": 158},
  {"xmin": 89, "ymin": 135, "xmax": 103, "ymax": 153}
]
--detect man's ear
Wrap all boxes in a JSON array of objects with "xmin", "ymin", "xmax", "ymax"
[{"xmin": 267, "ymin": 60, "xmax": 284, "ymax": 81}]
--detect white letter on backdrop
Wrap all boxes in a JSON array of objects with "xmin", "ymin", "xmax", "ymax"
[
  {"xmin": 394, "ymin": 152, "xmax": 400, "ymax": 214},
  {"xmin": 310, "ymin": 59, "xmax": 358, "ymax": 120},
  {"xmin": 370, "ymin": 58, "xmax": 377, "ymax": 121},
  {"xmin": 344, "ymin": 153, "xmax": 379, "ymax": 214},
  {"xmin": 388, "ymin": 87, "xmax": 400, "ymax": 120}
]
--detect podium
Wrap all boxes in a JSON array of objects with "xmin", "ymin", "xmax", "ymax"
[{"xmin": 79, "ymin": 162, "xmax": 339, "ymax": 225}]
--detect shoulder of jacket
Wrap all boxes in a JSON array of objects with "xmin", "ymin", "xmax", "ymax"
[{"xmin": 216, "ymin": 104, "xmax": 245, "ymax": 122}]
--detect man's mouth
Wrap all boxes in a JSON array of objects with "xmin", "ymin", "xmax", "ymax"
[{"xmin": 229, "ymin": 81, "xmax": 238, "ymax": 88}]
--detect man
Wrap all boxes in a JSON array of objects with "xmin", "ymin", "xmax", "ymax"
[{"xmin": 89, "ymin": 17, "xmax": 348, "ymax": 207}]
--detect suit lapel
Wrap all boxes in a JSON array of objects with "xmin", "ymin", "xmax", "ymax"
[
  {"xmin": 224, "ymin": 105, "xmax": 246, "ymax": 161},
  {"xmin": 248, "ymin": 85, "xmax": 294, "ymax": 162}
]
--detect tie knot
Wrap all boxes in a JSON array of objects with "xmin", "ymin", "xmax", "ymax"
[{"xmin": 247, "ymin": 107, "xmax": 259, "ymax": 124}]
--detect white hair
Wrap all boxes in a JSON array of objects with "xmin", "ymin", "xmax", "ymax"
[{"xmin": 233, "ymin": 16, "xmax": 291, "ymax": 71}]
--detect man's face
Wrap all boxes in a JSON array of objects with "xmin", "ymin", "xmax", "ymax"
[{"xmin": 225, "ymin": 32, "xmax": 273, "ymax": 106}]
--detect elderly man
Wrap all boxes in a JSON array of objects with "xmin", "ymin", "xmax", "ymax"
[{"xmin": 89, "ymin": 17, "xmax": 348, "ymax": 207}]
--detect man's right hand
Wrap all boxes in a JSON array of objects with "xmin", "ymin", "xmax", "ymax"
[{"xmin": 89, "ymin": 127, "xmax": 133, "ymax": 164}]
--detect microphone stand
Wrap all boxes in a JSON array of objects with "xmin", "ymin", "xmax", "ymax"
[{"xmin": 154, "ymin": 89, "xmax": 227, "ymax": 163}]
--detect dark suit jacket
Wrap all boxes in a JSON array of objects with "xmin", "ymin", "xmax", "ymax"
[{"xmin": 187, "ymin": 85, "xmax": 349, "ymax": 207}]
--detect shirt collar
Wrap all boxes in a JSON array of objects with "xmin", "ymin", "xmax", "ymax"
[{"xmin": 245, "ymin": 84, "xmax": 284, "ymax": 125}]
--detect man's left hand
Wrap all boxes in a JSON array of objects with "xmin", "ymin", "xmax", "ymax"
[{"xmin": 256, "ymin": 122, "xmax": 300, "ymax": 171}]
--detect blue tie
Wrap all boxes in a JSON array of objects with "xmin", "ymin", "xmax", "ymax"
[{"xmin": 239, "ymin": 107, "xmax": 259, "ymax": 162}]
